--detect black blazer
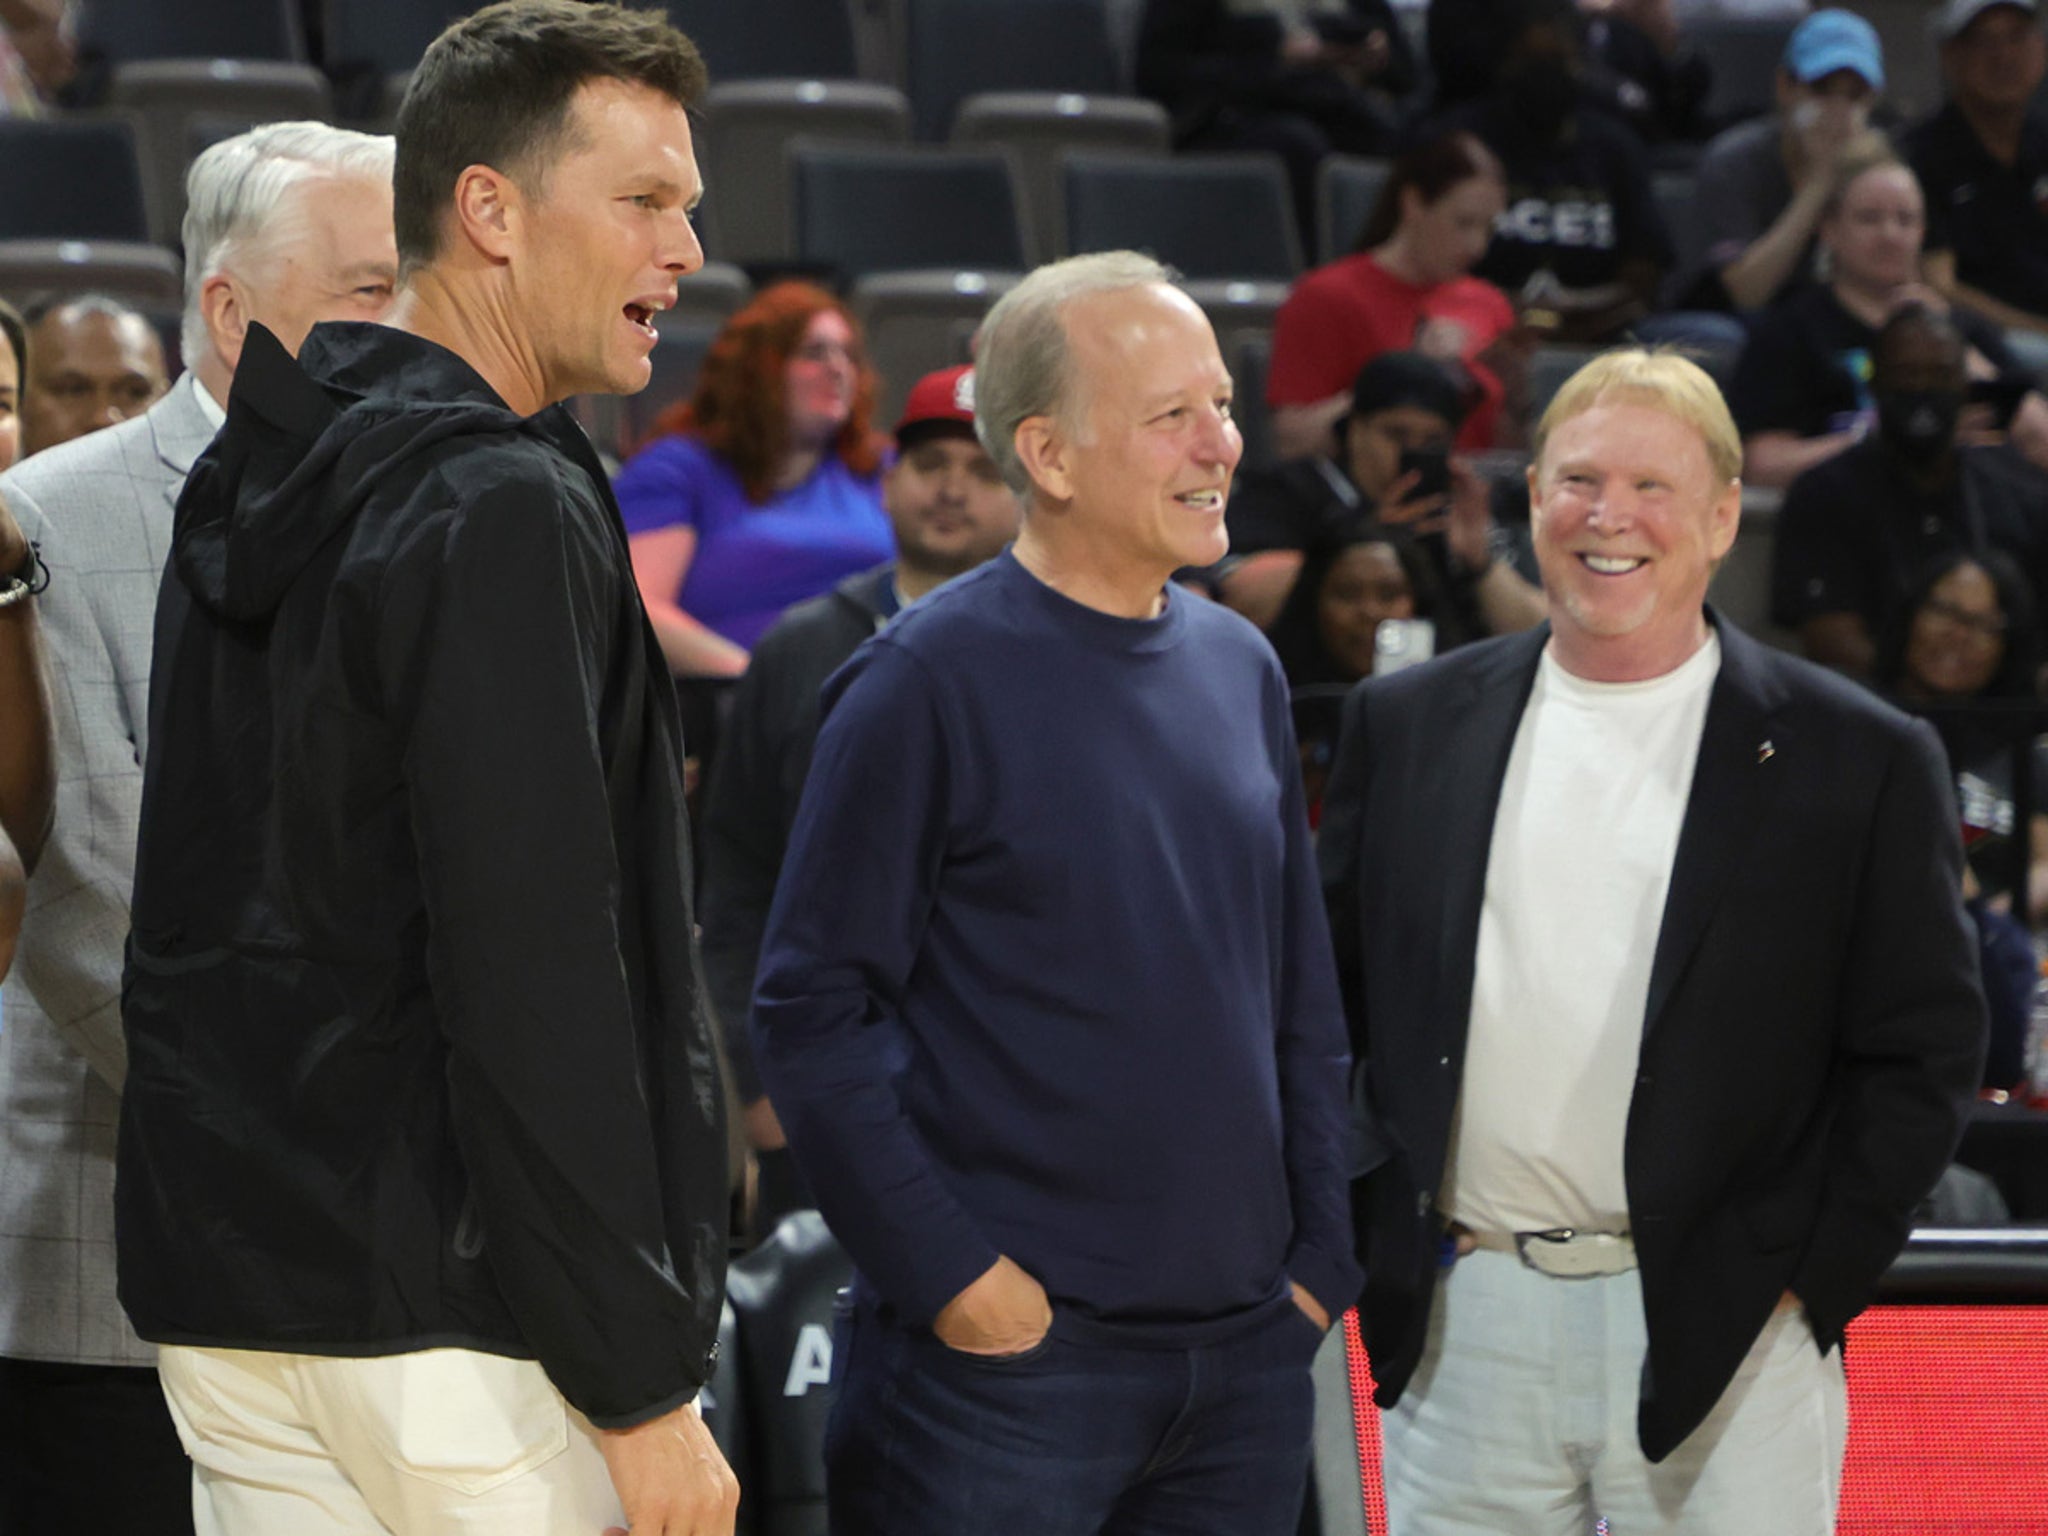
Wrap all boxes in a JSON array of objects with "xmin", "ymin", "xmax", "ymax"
[{"xmin": 1318, "ymin": 615, "xmax": 1987, "ymax": 1461}]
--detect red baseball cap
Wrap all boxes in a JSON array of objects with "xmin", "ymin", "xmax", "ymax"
[{"xmin": 895, "ymin": 364, "xmax": 979, "ymax": 448}]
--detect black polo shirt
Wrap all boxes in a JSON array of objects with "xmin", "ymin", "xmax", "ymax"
[
  {"xmin": 1908, "ymin": 100, "xmax": 2048, "ymax": 319},
  {"xmin": 1770, "ymin": 437, "xmax": 2048, "ymax": 638}
]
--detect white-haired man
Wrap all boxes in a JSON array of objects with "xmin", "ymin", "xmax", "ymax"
[
  {"xmin": 752, "ymin": 251, "xmax": 1359, "ymax": 1534},
  {"xmin": 0, "ymin": 118, "xmax": 394, "ymax": 1535}
]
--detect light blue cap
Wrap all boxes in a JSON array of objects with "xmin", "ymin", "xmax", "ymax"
[{"xmin": 1783, "ymin": 9, "xmax": 1886, "ymax": 91}]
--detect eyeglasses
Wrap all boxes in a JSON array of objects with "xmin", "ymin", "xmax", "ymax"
[{"xmin": 1922, "ymin": 597, "xmax": 2008, "ymax": 638}]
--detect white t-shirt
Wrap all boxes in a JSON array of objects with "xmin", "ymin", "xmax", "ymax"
[{"xmin": 1442, "ymin": 633, "xmax": 1721, "ymax": 1235}]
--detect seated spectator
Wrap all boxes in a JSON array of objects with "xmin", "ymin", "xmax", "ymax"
[
  {"xmin": 1687, "ymin": 8, "xmax": 1888, "ymax": 312},
  {"xmin": 0, "ymin": 0, "xmax": 71, "ymax": 116},
  {"xmin": 1135, "ymin": 0, "xmax": 1414, "ymax": 245},
  {"xmin": 1727, "ymin": 147, "xmax": 2048, "ymax": 487},
  {"xmin": 617, "ymin": 281, "xmax": 891, "ymax": 679},
  {"xmin": 1578, "ymin": 0, "xmax": 1713, "ymax": 145},
  {"xmin": 1877, "ymin": 548, "xmax": 2048, "ymax": 926},
  {"xmin": 1770, "ymin": 305, "xmax": 2048, "ymax": 676},
  {"xmin": 17, "ymin": 293, "xmax": 166, "ymax": 458},
  {"xmin": 1225, "ymin": 351, "xmax": 1547, "ymax": 635},
  {"xmin": 1422, "ymin": 0, "xmax": 1676, "ymax": 344},
  {"xmin": 1910, "ymin": 0, "xmax": 2048, "ymax": 339},
  {"xmin": 1270, "ymin": 520, "xmax": 1451, "ymax": 820},
  {"xmin": 1267, "ymin": 130, "xmax": 1520, "ymax": 460},
  {"xmin": 0, "ymin": 298, "xmax": 21, "ymax": 471},
  {"xmin": 699, "ymin": 364, "xmax": 1020, "ymax": 1244}
]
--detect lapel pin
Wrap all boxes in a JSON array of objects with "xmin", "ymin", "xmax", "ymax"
[{"xmin": 1757, "ymin": 740, "xmax": 1775, "ymax": 764}]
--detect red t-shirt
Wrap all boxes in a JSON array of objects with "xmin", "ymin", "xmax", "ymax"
[{"xmin": 1266, "ymin": 253, "xmax": 1517, "ymax": 449}]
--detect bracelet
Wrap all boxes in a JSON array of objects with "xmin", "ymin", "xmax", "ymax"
[{"xmin": 0, "ymin": 541, "xmax": 49, "ymax": 610}]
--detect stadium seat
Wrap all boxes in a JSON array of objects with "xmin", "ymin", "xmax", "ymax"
[
  {"xmin": 109, "ymin": 61, "xmax": 334, "ymax": 247},
  {"xmin": 698, "ymin": 80, "xmax": 910, "ymax": 265},
  {"xmin": 792, "ymin": 144, "xmax": 1029, "ymax": 282},
  {"xmin": 904, "ymin": 0, "xmax": 1119, "ymax": 140},
  {"xmin": 1233, "ymin": 330, "xmax": 1276, "ymax": 471},
  {"xmin": 950, "ymin": 91, "xmax": 1167, "ymax": 262},
  {"xmin": 1064, "ymin": 152, "xmax": 1301, "ymax": 281},
  {"xmin": 321, "ymin": 0, "xmax": 468, "ymax": 83},
  {"xmin": 0, "ymin": 239, "xmax": 183, "ymax": 313},
  {"xmin": 79, "ymin": 0, "xmax": 306, "ymax": 63},
  {"xmin": 663, "ymin": 0, "xmax": 862, "ymax": 83},
  {"xmin": 1316, "ymin": 155, "xmax": 1392, "ymax": 266},
  {"xmin": 850, "ymin": 268, "xmax": 1020, "ymax": 424},
  {"xmin": 0, "ymin": 118, "xmax": 151, "ymax": 243},
  {"xmin": 1526, "ymin": 343, "xmax": 1603, "ymax": 420}
]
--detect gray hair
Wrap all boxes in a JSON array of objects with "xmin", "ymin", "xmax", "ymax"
[
  {"xmin": 180, "ymin": 121, "xmax": 396, "ymax": 364},
  {"xmin": 973, "ymin": 250, "xmax": 1178, "ymax": 498}
]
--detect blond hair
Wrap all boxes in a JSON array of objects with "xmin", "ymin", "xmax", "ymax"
[{"xmin": 1532, "ymin": 348, "xmax": 1742, "ymax": 486}]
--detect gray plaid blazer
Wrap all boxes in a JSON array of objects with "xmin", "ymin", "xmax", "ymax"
[{"xmin": 0, "ymin": 377, "xmax": 212, "ymax": 1364}]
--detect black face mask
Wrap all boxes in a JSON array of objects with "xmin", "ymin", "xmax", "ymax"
[
  {"xmin": 1504, "ymin": 59, "xmax": 1578, "ymax": 140},
  {"xmin": 1874, "ymin": 387, "xmax": 1964, "ymax": 463}
]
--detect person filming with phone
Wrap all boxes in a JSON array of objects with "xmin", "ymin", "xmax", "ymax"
[{"xmin": 1225, "ymin": 352, "xmax": 1547, "ymax": 637}]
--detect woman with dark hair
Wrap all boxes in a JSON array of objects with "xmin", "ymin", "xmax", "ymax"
[
  {"xmin": 0, "ymin": 298, "xmax": 22, "ymax": 472},
  {"xmin": 617, "ymin": 280, "xmax": 891, "ymax": 679},
  {"xmin": 1266, "ymin": 129, "xmax": 1518, "ymax": 459},
  {"xmin": 1876, "ymin": 547, "xmax": 2046, "ymax": 1089}
]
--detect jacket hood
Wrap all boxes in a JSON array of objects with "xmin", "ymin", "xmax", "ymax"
[{"xmin": 172, "ymin": 321, "xmax": 536, "ymax": 623}]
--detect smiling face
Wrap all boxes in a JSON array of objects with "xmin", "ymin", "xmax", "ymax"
[
  {"xmin": 884, "ymin": 430, "xmax": 1019, "ymax": 580},
  {"xmin": 1823, "ymin": 162, "xmax": 1925, "ymax": 294},
  {"xmin": 1905, "ymin": 560, "xmax": 2008, "ymax": 698},
  {"xmin": 784, "ymin": 309, "xmax": 859, "ymax": 449},
  {"xmin": 1530, "ymin": 396, "xmax": 1740, "ymax": 681},
  {"xmin": 508, "ymin": 76, "xmax": 704, "ymax": 402},
  {"xmin": 247, "ymin": 173, "xmax": 399, "ymax": 356},
  {"xmin": 1318, "ymin": 540, "xmax": 1417, "ymax": 679},
  {"xmin": 1040, "ymin": 283, "xmax": 1242, "ymax": 578}
]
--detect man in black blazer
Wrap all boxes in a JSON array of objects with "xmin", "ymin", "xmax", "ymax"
[{"xmin": 1319, "ymin": 349, "xmax": 1986, "ymax": 1533}]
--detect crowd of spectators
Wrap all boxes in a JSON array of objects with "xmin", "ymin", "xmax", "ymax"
[{"xmin": 3, "ymin": 0, "xmax": 2046, "ymax": 1216}]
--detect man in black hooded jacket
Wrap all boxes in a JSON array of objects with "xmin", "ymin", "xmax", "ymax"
[{"xmin": 116, "ymin": 5, "xmax": 737, "ymax": 1534}]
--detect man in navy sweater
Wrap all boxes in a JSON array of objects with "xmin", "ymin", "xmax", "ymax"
[{"xmin": 751, "ymin": 250, "xmax": 1359, "ymax": 1535}]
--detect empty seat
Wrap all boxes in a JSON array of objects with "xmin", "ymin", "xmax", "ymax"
[
  {"xmin": 79, "ymin": 0, "xmax": 306, "ymax": 63},
  {"xmin": 0, "ymin": 119, "xmax": 151, "ymax": 243},
  {"xmin": 1064, "ymin": 151, "xmax": 1301, "ymax": 280},
  {"xmin": 110, "ymin": 60, "xmax": 334, "ymax": 246},
  {"xmin": 793, "ymin": 144, "xmax": 1028, "ymax": 282},
  {"xmin": 671, "ymin": 260, "xmax": 753, "ymax": 330},
  {"xmin": 851, "ymin": 268, "xmax": 1020, "ymax": 424},
  {"xmin": 698, "ymin": 79, "xmax": 910, "ymax": 265},
  {"xmin": 663, "ymin": 0, "xmax": 861, "ymax": 82},
  {"xmin": 0, "ymin": 239, "xmax": 184, "ymax": 313},
  {"xmin": 904, "ymin": 0, "xmax": 1119, "ymax": 140},
  {"xmin": 951, "ymin": 91, "xmax": 1167, "ymax": 262},
  {"xmin": 1526, "ymin": 343, "xmax": 1602, "ymax": 420},
  {"xmin": 1316, "ymin": 155, "xmax": 1391, "ymax": 267},
  {"xmin": 321, "ymin": 0, "xmax": 469, "ymax": 82}
]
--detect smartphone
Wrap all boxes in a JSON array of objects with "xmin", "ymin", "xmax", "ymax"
[
  {"xmin": 1969, "ymin": 376, "xmax": 2030, "ymax": 432},
  {"xmin": 1373, "ymin": 618, "xmax": 1436, "ymax": 676},
  {"xmin": 1398, "ymin": 445, "xmax": 1452, "ymax": 502}
]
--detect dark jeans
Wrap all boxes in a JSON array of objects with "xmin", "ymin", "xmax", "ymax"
[
  {"xmin": 826, "ymin": 1294, "xmax": 1320, "ymax": 1536},
  {"xmin": 0, "ymin": 1356, "xmax": 194, "ymax": 1533}
]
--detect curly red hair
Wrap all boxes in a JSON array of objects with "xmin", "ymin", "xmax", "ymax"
[{"xmin": 651, "ymin": 280, "xmax": 885, "ymax": 503}]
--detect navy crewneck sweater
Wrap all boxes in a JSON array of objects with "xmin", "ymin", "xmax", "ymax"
[{"xmin": 752, "ymin": 551, "xmax": 1360, "ymax": 1338}]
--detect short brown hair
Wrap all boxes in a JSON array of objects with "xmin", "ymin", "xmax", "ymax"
[{"xmin": 394, "ymin": 0, "xmax": 707, "ymax": 276}]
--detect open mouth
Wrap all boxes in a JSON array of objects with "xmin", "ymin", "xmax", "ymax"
[
  {"xmin": 1176, "ymin": 488, "xmax": 1225, "ymax": 513},
  {"xmin": 624, "ymin": 303, "xmax": 658, "ymax": 340},
  {"xmin": 1580, "ymin": 554, "xmax": 1646, "ymax": 576}
]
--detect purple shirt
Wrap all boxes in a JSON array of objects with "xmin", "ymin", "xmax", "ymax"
[{"xmin": 615, "ymin": 435, "xmax": 892, "ymax": 651}]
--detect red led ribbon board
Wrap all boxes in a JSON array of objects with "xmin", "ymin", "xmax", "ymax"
[{"xmin": 1345, "ymin": 1305, "xmax": 2048, "ymax": 1534}]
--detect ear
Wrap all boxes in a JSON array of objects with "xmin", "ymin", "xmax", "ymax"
[
  {"xmin": 449, "ymin": 162, "xmax": 523, "ymax": 263},
  {"xmin": 1013, "ymin": 414, "xmax": 1074, "ymax": 504},
  {"xmin": 200, "ymin": 271, "xmax": 248, "ymax": 373},
  {"xmin": 1708, "ymin": 476, "xmax": 1742, "ymax": 563}
]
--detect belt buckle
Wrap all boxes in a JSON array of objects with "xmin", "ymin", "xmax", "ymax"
[{"xmin": 1513, "ymin": 1227, "xmax": 1630, "ymax": 1279}]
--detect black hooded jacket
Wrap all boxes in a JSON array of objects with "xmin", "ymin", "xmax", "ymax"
[{"xmin": 118, "ymin": 322, "xmax": 727, "ymax": 1428}]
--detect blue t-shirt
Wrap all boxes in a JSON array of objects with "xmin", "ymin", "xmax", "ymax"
[
  {"xmin": 751, "ymin": 551, "xmax": 1362, "ymax": 1339},
  {"xmin": 613, "ymin": 435, "xmax": 892, "ymax": 651}
]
